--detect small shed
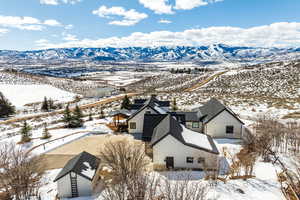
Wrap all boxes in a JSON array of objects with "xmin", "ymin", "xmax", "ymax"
[{"xmin": 54, "ymin": 151, "xmax": 100, "ymax": 198}]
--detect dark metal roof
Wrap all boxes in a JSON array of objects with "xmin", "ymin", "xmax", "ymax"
[
  {"xmin": 142, "ymin": 114, "xmax": 168, "ymax": 142},
  {"xmin": 172, "ymin": 111, "xmax": 199, "ymax": 122},
  {"xmin": 108, "ymin": 109, "xmax": 132, "ymax": 117},
  {"xmin": 53, "ymin": 151, "xmax": 100, "ymax": 182},
  {"xmin": 195, "ymin": 98, "xmax": 244, "ymax": 124},
  {"xmin": 134, "ymin": 99, "xmax": 147, "ymax": 104},
  {"xmin": 127, "ymin": 96, "xmax": 169, "ymax": 120},
  {"xmin": 150, "ymin": 115, "xmax": 219, "ymax": 154}
]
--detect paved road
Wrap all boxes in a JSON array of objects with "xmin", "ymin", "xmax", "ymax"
[{"xmin": 184, "ymin": 71, "xmax": 228, "ymax": 92}]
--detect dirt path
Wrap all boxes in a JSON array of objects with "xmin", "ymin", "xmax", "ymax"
[
  {"xmin": 184, "ymin": 71, "xmax": 228, "ymax": 92},
  {"xmin": 0, "ymin": 93, "xmax": 140, "ymax": 125}
]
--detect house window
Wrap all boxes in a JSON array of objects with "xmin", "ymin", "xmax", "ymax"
[
  {"xmin": 192, "ymin": 122, "xmax": 199, "ymax": 128},
  {"xmin": 226, "ymin": 126, "xmax": 234, "ymax": 134},
  {"xmin": 186, "ymin": 157, "xmax": 194, "ymax": 163},
  {"xmin": 198, "ymin": 157, "xmax": 205, "ymax": 164},
  {"xmin": 129, "ymin": 122, "xmax": 136, "ymax": 129}
]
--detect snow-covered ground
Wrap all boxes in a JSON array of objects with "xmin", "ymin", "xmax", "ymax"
[
  {"xmin": 38, "ymin": 138, "xmax": 287, "ymax": 200},
  {"xmin": 0, "ymin": 84, "xmax": 77, "ymax": 108}
]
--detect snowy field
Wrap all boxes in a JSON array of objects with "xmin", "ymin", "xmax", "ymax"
[{"xmin": 0, "ymin": 84, "xmax": 78, "ymax": 108}]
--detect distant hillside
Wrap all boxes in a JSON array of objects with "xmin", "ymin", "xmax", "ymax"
[{"xmin": 1, "ymin": 44, "xmax": 300, "ymax": 65}]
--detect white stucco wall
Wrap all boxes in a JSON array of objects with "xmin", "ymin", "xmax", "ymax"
[
  {"xmin": 57, "ymin": 173, "xmax": 93, "ymax": 198},
  {"xmin": 205, "ymin": 110, "xmax": 243, "ymax": 139},
  {"xmin": 153, "ymin": 135, "xmax": 218, "ymax": 169},
  {"xmin": 57, "ymin": 174, "xmax": 71, "ymax": 198},
  {"xmin": 128, "ymin": 106, "xmax": 157, "ymax": 133},
  {"xmin": 77, "ymin": 175, "xmax": 93, "ymax": 196}
]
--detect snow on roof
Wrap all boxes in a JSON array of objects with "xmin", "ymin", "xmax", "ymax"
[
  {"xmin": 82, "ymin": 162, "xmax": 96, "ymax": 179},
  {"xmin": 180, "ymin": 125, "xmax": 213, "ymax": 152},
  {"xmin": 154, "ymin": 104, "xmax": 167, "ymax": 114}
]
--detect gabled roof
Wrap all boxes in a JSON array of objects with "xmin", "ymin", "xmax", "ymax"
[
  {"xmin": 142, "ymin": 114, "xmax": 168, "ymax": 142},
  {"xmin": 108, "ymin": 109, "xmax": 132, "ymax": 117},
  {"xmin": 150, "ymin": 115, "xmax": 219, "ymax": 154},
  {"xmin": 173, "ymin": 111, "xmax": 199, "ymax": 122},
  {"xmin": 128, "ymin": 96, "xmax": 169, "ymax": 120},
  {"xmin": 54, "ymin": 151, "xmax": 100, "ymax": 182},
  {"xmin": 195, "ymin": 98, "xmax": 244, "ymax": 124}
]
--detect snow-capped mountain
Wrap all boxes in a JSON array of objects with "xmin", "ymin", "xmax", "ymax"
[{"xmin": 1, "ymin": 44, "xmax": 300, "ymax": 64}]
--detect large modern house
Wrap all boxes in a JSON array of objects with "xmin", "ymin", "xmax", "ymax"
[{"xmin": 128, "ymin": 96, "xmax": 244, "ymax": 140}]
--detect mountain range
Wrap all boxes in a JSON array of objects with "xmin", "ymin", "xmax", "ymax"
[{"xmin": 1, "ymin": 44, "xmax": 300, "ymax": 65}]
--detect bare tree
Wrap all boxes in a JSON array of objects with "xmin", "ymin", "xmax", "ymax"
[
  {"xmin": 98, "ymin": 137, "xmax": 208, "ymax": 200},
  {"xmin": 0, "ymin": 143, "xmax": 45, "ymax": 200}
]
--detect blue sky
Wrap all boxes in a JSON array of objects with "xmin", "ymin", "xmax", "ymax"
[{"xmin": 0, "ymin": 0, "xmax": 300, "ymax": 50}]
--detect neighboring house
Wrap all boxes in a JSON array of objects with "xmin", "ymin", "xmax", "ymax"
[
  {"xmin": 194, "ymin": 98, "xmax": 245, "ymax": 139},
  {"xmin": 127, "ymin": 95, "xmax": 170, "ymax": 134},
  {"xmin": 150, "ymin": 114, "xmax": 219, "ymax": 169},
  {"xmin": 54, "ymin": 151, "xmax": 101, "ymax": 198}
]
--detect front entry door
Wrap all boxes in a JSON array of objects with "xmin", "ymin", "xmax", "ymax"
[{"xmin": 165, "ymin": 157, "xmax": 174, "ymax": 169}]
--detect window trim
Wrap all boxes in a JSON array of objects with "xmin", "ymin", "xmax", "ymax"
[
  {"xmin": 186, "ymin": 157, "xmax": 194, "ymax": 163},
  {"xmin": 226, "ymin": 125, "xmax": 234, "ymax": 134},
  {"xmin": 192, "ymin": 122, "xmax": 199, "ymax": 128},
  {"xmin": 129, "ymin": 122, "xmax": 136, "ymax": 129}
]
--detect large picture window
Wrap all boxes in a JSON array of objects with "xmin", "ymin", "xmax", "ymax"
[{"xmin": 226, "ymin": 126, "xmax": 234, "ymax": 134}]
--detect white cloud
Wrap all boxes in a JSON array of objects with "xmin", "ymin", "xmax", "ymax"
[
  {"xmin": 174, "ymin": 0, "xmax": 208, "ymax": 10},
  {"xmin": 0, "ymin": 15, "xmax": 63, "ymax": 31},
  {"xmin": 40, "ymin": 0, "xmax": 81, "ymax": 5},
  {"xmin": 158, "ymin": 19, "xmax": 172, "ymax": 24},
  {"xmin": 63, "ymin": 33, "xmax": 78, "ymax": 41},
  {"xmin": 139, "ymin": 0, "xmax": 173, "ymax": 14},
  {"xmin": 35, "ymin": 39, "xmax": 50, "ymax": 47},
  {"xmin": 0, "ymin": 28, "xmax": 9, "ymax": 35},
  {"xmin": 44, "ymin": 19, "xmax": 62, "ymax": 26},
  {"xmin": 35, "ymin": 22, "xmax": 300, "ymax": 49},
  {"xmin": 65, "ymin": 24, "xmax": 74, "ymax": 29},
  {"xmin": 92, "ymin": 6, "xmax": 148, "ymax": 26}
]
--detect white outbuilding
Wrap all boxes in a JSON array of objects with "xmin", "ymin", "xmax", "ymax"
[{"xmin": 54, "ymin": 151, "xmax": 100, "ymax": 198}]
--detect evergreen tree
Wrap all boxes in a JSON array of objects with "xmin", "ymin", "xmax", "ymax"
[
  {"xmin": 20, "ymin": 121, "xmax": 32, "ymax": 143},
  {"xmin": 41, "ymin": 123, "xmax": 51, "ymax": 139},
  {"xmin": 172, "ymin": 98, "xmax": 178, "ymax": 111},
  {"xmin": 71, "ymin": 105, "xmax": 84, "ymax": 128},
  {"xmin": 48, "ymin": 98, "xmax": 55, "ymax": 110},
  {"xmin": 41, "ymin": 97, "xmax": 49, "ymax": 112},
  {"xmin": 121, "ymin": 95, "xmax": 131, "ymax": 110},
  {"xmin": 0, "ymin": 91, "xmax": 15, "ymax": 117},
  {"xmin": 99, "ymin": 107, "xmax": 105, "ymax": 119},
  {"xmin": 88, "ymin": 110, "xmax": 93, "ymax": 121},
  {"xmin": 62, "ymin": 104, "xmax": 72, "ymax": 128}
]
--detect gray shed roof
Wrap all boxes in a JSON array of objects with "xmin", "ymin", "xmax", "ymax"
[{"xmin": 53, "ymin": 151, "xmax": 100, "ymax": 182}]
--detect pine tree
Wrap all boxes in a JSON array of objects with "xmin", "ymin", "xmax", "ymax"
[
  {"xmin": 88, "ymin": 110, "xmax": 93, "ymax": 121},
  {"xmin": 20, "ymin": 121, "xmax": 32, "ymax": 143},
  {"xmin": 0, "ymin": 91, "xmax": 15, "ymax": 117},
  {"xmin": 41, "ymin": 123, "xmax": 51, "ymax": 139},
  {"xmin": 41, "ymin": 97, "xmax": 49, "ymax": 112},
  {"xmin": 172, "ymin": 98, "xmax": 178, "ymax": 111},
  {"xmin": 48, "ymin": 98, "xmax": 55, "ymax": 110},
  {"xmin": 99, "ymin": 107, "xmax": 105, "ymax": 119},
  {"xmin": 71, "ymin": 105, "xmax": 84, "ymax": 128},
  {"xmin": 121, "ymin": 95, "xmax": 131, "ymax": 110},
  {"xmin": 62, "ymin": 104, "xmax": 72, "ymax": 128}
]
